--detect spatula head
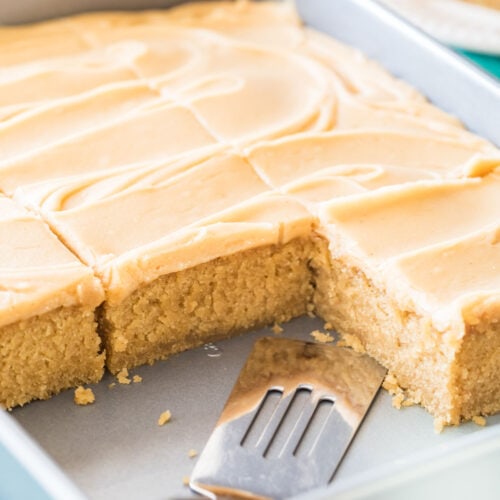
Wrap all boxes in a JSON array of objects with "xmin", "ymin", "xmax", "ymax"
[{"xmin": 190, "ymin": 337, "xmax": 386, "ymax": 499}]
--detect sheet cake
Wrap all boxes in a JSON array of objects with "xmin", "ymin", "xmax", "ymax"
[{"xmin": 0, "ymin": 1, "xmax": 499, "ymax": 426}]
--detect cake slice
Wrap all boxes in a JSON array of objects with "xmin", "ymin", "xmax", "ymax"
[
  {"xmin": 0, "ymin": 196, "xmax": 104, "ymax": 408},
  {"xmin": 15, "ymin": 153, "xmax": 318, "ymax": 373},
  {"xmin": 312, "ymin": 173, "xmax": 500, "ymax": 425},
  {"xmin": 247, "ymin": 130, "xmax": 500, "ymax": 425}
]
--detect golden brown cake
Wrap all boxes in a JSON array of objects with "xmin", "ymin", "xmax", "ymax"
[
  {"xmin": 0, "ymin": 196, "xmax": 104, "ymax": 408},
  {"xmin": 0, "ymin": 1, "xmax": 499, "ymax": 426}
]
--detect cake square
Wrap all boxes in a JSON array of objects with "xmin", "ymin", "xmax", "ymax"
[
  {"xmin": 313, "ymin": 173, "xmax": 500, "ymax": 424},
  {"xmin": 0, "ymin": 196, "xmax": 104, "ymax": 408},
  {"xmin": 15, "ymin": 153, "xmax": 317, "ymax": 373}
]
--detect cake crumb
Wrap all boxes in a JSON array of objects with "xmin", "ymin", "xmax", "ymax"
[
  {"xmin": 383, "ymin": 372, "xmax": 400, "ymax": 393},
  {"xmin": 401, "ymin": 397, "xmax": 416, "ymax": 408},
  {"xmin": 311, "ymin": 330, "xmax": 333, "ymax": 343},
  {"xmin": 158, "ymin": 410, "xmax": 172, "ymax": 426},
  {"xmin": 324, "ymin": 322, "xmax": 333, "ymax": 330},
  {"xmin": 391, "ymin": 392, "xmax": 405, "ymax": 410},
  {"xmin": 133, "ymin": 374, "xmax": 143, "ymax": 383},
  {"xmin": 108, "ymin": 382, "xmax": 116, "ymax": 389},
  {"xmin": 434, "ymin": 418, "xmax": 445, "ymax": 434},
  {"xmin": 472, "ymin": 415, "xmax": 487, "ymax": 426},
  {"xmin": 74, "ymin": 386, "xmax": 95, "ymax": 406},
  {"xmin": 188, "ymin": 449, "xmax": 198, "ymax": 458},
  {"xmin": 337, "ymin": 333, "xmax": 365, "ymax": 353},
  {"xmin": 390, "ymin": 391, "xmax": 416, "ymax": 409},
  {"xmin": 383, "ymin": 372, "xmax": 418, "ymax": 409},
  {"xmin": 271, "ymin": 323, "xmax": 283, "ymax": 334},
  {"xmin": 117, "ymin": 368, "xmax": 131, "ymax": 385},
  {"xmin": 182, "ymin": 476, "xmax": 190, "ymax": 486}
]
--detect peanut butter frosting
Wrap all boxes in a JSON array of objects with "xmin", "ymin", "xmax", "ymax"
[
  {"xmin": 320, "ymin": 174, "xmax": 500, "ymax": 329},
  {"xmin": 16, "ymin": 153, "xmax": 314, "ymax": 304},
  {"xmin": 0, "ymin": 196, "xmax": 103, "ymax": 328},
  {"xmin": 1, "ymin": 1, "xmax": 499, "ymax": 327}
]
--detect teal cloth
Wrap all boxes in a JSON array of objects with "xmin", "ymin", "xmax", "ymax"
[
  {"xmin": 456, "ymin": 49, "xmax": 500, "ymax": 79},
  {"xmin": 0, "ymin": 444, "xmax": 50, "ymax": 500}
]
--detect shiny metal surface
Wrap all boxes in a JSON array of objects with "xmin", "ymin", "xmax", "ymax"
[{"xmin": 190, "ymin": 337, "xmax": 386, "ymax": 499}]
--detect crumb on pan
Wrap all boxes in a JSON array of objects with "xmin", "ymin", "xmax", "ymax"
[
  {"xmin": 182, "ymin": 476, "xmax": 190, "ymax": 486},
  {"xmin": 472, "ymin": 415, "xmax": 487, "ymax": 426},
  {"xmin": 337, "ymin": 333, "xmax": 365, "ymax": 353},
  {"xmin": 117, "ymin": 368, "xmax": 131, "ymax": 385},
  {"xmin": 188, "ymin": 449, "xmax": 198, "ymax": 458},
  {"xmin": 271, "ymin": 323, "xmax": 283, "ymax": 334},
  {"xmin": 133, "ymin": 374, "xmax": 143, "ymax": 383},
  {"xmin": 392, "ymin": 392, "xmax": 405, "ymax": 410},
  {"xmin": 310, "ymin": 330, "xmax": 333, "ymax": 343},
  {"xmin": 324, "ymin": 322, "xmax": 333, "ymax": 330},
  {"xmin": 434, "ymin": 417, "xmax": 445, "ymax": 434},
  {"xmin": 158, "ymin": 410, "xmax": 172, "ymax": 426},
  {"xmin": 108, "ymin": 382, "xmax": 116, "ymax": 389},
  {"xmin": 74, "ymin": 386, "xmax": 95, "ymax": 406},
  {"xmin": 383, "ymin": 372, "xmax": 419, "ymax": 409}
]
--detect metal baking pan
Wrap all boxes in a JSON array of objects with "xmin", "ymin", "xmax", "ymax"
[{"xmin": 2, "ymin": 1, "xmax": 500, "ymax": 499}]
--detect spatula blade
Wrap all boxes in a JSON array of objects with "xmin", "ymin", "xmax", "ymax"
[{"xmin": 190, "ymin": 337, "xmax": 386, "ymax": 499}]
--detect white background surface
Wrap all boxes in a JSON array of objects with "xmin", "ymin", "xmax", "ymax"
[{"xmin": 379, "ymin": 0, "xmax": 500, "ymax": 54}]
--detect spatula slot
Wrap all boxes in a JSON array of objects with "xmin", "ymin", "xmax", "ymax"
[
  {"xmin": 240, "ymin": 388, "xmax": 283, "ymax": 449},
  {"xmin": 293, "ymin": 398, "xmax": 334, "ymax": 458},
  {"xmin": 190, "ymin": 338, "xmax": 386, "ymax": 498},
  {"xmin": 264, "ymin": 388, "xmax": 313, "ymax": 459}
]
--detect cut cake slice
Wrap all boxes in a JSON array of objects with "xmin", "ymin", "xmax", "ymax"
[
  {"xmin": 15, "ymin": 153, "xmax": 318, "ymax": 374},
  {"xmin": 312, "ymin": 173, "xmax": 500, "ymax": 425},
  {"xmin": 248, "ymin": 132, "xmax": 500, "ymax": 425},
  {"xmin": 0, "ymin": 196, "xmax": 104, "ymax": 408}
]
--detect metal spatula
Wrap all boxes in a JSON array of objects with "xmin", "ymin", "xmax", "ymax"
[{"xmin": 190, "ymin": 336, "xmax": 386, "ymax": 499}]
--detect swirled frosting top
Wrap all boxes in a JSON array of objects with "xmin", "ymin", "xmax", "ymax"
[
  {"xmin": 0, "ymin": 196, "xmax": 104, "ymax": 327},
  {"xmin": 1, "ymin": 1, "xmax": 499, "ymax": 327}
]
